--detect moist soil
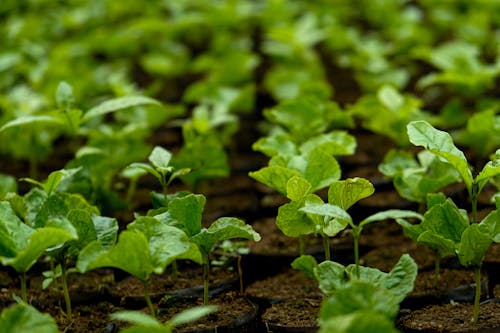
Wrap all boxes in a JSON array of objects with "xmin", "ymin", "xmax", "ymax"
[
  {"xmin": 397, "ymin": 302, "xmax": 500, "ymax": 333},
  {"xmin": 261, "ymin": 297, "xmax": 321, "ymax": 332}
]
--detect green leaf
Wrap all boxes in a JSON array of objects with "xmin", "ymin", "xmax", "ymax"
[
  {"xmin": 476, "ymin": 156, "xmax": 500, "ymax": 193},
  {"xmin": 149, "ymin": 146, "xmax": 172, "ymax": 170},
  {"xmin": 328, "ymin": 178, "xmax": 374, "ymax": 210},
  {"xmin": 128, "ymin": 217, "xmax": 192, "ymax": 273},
  {"xmin": 407, "ymin": 121, "xmax": 473, "ymax": 192},
  {"xmin": 458, "ymin": 224, "xmax": 492, "ymax": 267},
  {"xmin": 82, "ymin": 96, "xmax": 161, "ymax": 122},
  {"xmin": 0, "ymin": 201, "xmax": 31, "ymax": 257},
  {"xmin": 77, "ymin": 231, "xmax": 153, "ymax": 281},
  {"xmin": 0, "ymin": 115, "xmax": 64, "ymax": 133},
  {"xmin": 300, "ymin": 203, "xmax": 352, "ymax": 236},
  {"xmin": 299, "ymin": 131, "xmax": 356, "ymax": 156},
  {"xmin": 420, "ymin": 199, "xmax": 469, "ymax": 244},
  {"xmin": 252, "ymin": 134, "xmax": 297, "ymax": 157},
  {"xmin": 303, "ymin": 148, "xmax": 341, "ymax": 192},
  {"xmin": 377, "ymin": 85, "xmax": 404, "ymax": 112},
  {"xmin": 319, "ymin": 281, "xmax": 400, "ymax": 320},
  {"xmin": 291, "ymin": 255, "xmax": 318, "ymax": 278},
  {"xmin": 168, "ymin": 305, "xmax": 218, "ymax": 327},
  {"xmin": 249, "ymin": 166, "xmax": 301, "ymax": 196},
  {"xmin": 110, "ymin": 311, "xmax": 161, "ymax": 327},
  {"xmin": 55, "ymin": 81, "xmax": 74, "ymax": 109},
  {"xmin": 0, "ymin": 304, "xmax": 58, "ymax": 333},
  {"xmin": 319, "ymin": 310, "xmax": 398, "ymax": 333},
  {"xmin": 276, "ymin": 195, "xmax": 320, "ymax": 237},
  {"xmin": 417, "ymin": 231, "xmax": 456, "ymax": 258},
  {"xmin": 191, "ymin": 217, "xmax": 260, "ymax": 256},
  {"xmin": 360, "ymin": 210, "xmax": 422, "ymax": 228},
  {"xmin": 286, "ymin": 176, "xmax": 312, "ymax": 201},
  {"xmin": 315, "ymin": 260, "xmax": 348, "ymax": 296},
  {"xmin": 478, "ymin": 210, "xmax": 500, "ymax": 243},
  {"xmin": 91, "ymin": 215, "xmax": 118, "ymax": 249},
  {"xmin": 377, "ymin": 253, "xmax": 418, "ymax": 303}
]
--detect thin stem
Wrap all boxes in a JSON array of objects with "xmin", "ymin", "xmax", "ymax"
[
  {"xmin": 143, "ymin": 280, "xmax": 155, "ymax": 317},
  {"xmin": 61, "ymin": 265, "xmax": 72, "ymax": 322},
  {"xmin": 237, "ymin": 255, "xmax": 243, "ymax": 294},
  {"xmin": 322, "ymin": 234, "xmax": 331, "ymax": 261},
  {"xmin": 352, "ymin": 227, "xmax": 361, "ymax": 279},
  {"xmin": 203, "ymin": 254, "xmax": 210, "ymax": 306},
  {"xmin": 471, "ymin": 183, "xmax": 478, "ymax": 224},
  {"xmin": 126, "ymin": 178, "xmax": 138, "ymax": 204},
  {"xmin": 473, "ymin": 267, "xmax": 481, "ymax": 324},
  {"xmin": 298, "ymin": 236, "xmax": 305, "ymax": 257},
  {"xmin": 20, "ymin": 272, "xmax": 28, "ymax": 303}
]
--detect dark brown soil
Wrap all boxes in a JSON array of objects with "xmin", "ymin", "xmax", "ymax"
[
  {"xmin": 397, "ymin": 302, "xmax": 500, "ymax": 333},
  {"xmin": 261, "ymin": 298, "xmax": 320, "ymax": 331}
]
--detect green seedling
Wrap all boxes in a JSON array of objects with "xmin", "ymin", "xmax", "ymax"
[
  {"xmin": 406, "ymin": 120, "xmax": 500, "ymax": 323},
  {"xmin": 300, "ymin": 177, "xmax": 422, "ymax": 273}
]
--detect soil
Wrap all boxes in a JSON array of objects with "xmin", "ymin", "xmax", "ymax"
[
  {"xmin": 397, "ymin": 302, "xmax": 500, "ymax": 333},
  {"xmin": 261, "ymin": 298, "xmax": 321, "ymax": 332}
]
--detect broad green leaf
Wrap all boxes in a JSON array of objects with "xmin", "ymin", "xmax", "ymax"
[
  {"xmin": 478, "ymin": 210, "xmax": 500, "ymax": 243},
  {"xmin": 128, "ymin": 163, "xmax": 161, "ymax": 181},
  {"xmin": 417, "ymin": 231, "xmax": 456, "ymax": 257},
  {"xmin": 407, "ymin": 121, "xmax": 473, "ymax": 192},
  {"xmin": 128, "ymin": 217, "xmax": 192, "ymax": 273},
  {"xmin": 191, "ymin": 217, "xmax": 260, "ymax": 256},
  {"xmin": 458, "ymin": 224, "xmax": 492, "ymax": 267},
  {"xmin": 299, "ymin": 131, "xmax": 356, "ymax": 156},
  {"xmin": 328, "ymin": 178, "xmax": 374, "ymax": 210},
  {"xmin": 360, "ymin": 210, "xmax": 422, "ymax": 228},
  {"xmin": 91, "ymin": 215, "xmax": 118, "ymax": 249},
  {"xmin": 291, "ymin": 255, "xmax": 318, "ymax": 278},
  {"xmin": 1, "ymin": 227, "xmax": 75, "ymax": 273},
  {"xmin": 420, "ymin": 199, "xmax": 469, "ymax": 243},
  {"xmin": 249, "ymin": 166, "xmax": 301, "ymax": 196},
  {"xmin": 377, "ymin": 85, "xmax": 404, "ymax": 112},
  {"xmin": 110, "ymin": 311, "xmax": 161, "ymax": 327},
  {"xmin": 65, "ymin": 209, "xmax": 98, "ymax": 259},
  {"xmin": 162, "ymin": 194, "xmax": 205, "ymax": 238},
  {"xmin": 252, "ymin": 135, "xmax": 297, "ymax": 157},
  {"xmin": 82, "ymin": 96, "xmax": 161, "ymax": 122},
  {"xmin": 77, "ymin": 231, "xmax": 152, "ymax": 281},
  {"xmin": 149, "ymin": 146, "xmax": 172, "ymax": 170},
  {"xmin": 377, "ymin": 254, "xmax": 418, "ymax": 303},
  {"xmin": 0, "ymin": 115, "xmax": 64, "ymax": 133},
  {"xmin": 303, "ymin": 148, "xmax": 341, "ymax": 192},
  {"xmin": 0, "ymin": 304, "xmax": 58, "ymax": 333},
  {"xmin": 378, "ymin": 150, "xmax": 418, "ymax": 177},
  {"xmin": 168, "ymin": 305, "xmax": 218, "ymax": 327},
  {"xmin": 319, "ymin": 311, "xmax": 399, "ymax": 333},
  {"xmin": 315, "ymin": 260, "xmax": 347, "ymax": 295},
  {"xmin": 0, "ymin": 202, "xmax": 31, "ymax": 257},
  {"xmin": 286, "ymin": 176, "xmax": 312, "ymax": 201},
  {"xmin": 319, "ymin": 281, "xmax": 400, "ymax": 320},
  {"xmin": 276, "ymin": 197, "xmax": 318, "ymax": 237}
]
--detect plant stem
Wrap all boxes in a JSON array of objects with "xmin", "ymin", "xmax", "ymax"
[
  {"xmin": 143, "ymin": 280, "xmax": 155, "ymax": 317},
  {"xmin": 126, "ymin": 177, "xmax": 138, "ymax": 203},
  {"xmin": 20, "ymin": 272, "xmax": 27, "ymax": 303},
  {"xmin": 471, "ymin": 183, "xmax": 478, "ymax": 224},
  {"xmin": 203, "ymin": 254, "xmax": 210, "ymax": 306},
  {"xmin": 237, "ymin": 255, "xmax": 243, "ymax": 294},
  {"xmin": 434, "ymin": 253, "xmax": 440, "ymax": 288},
  {"xmin": 322, "ymin": 234, "xmax": 330, "ymax": 261},
  {"xmin": 473, "ymin": 267, "xmax": 481, "ymax": 324},
  {"xmin": 352, "ymin": 227, "xmax": 361, "ymax": 279},
  {"xmin": 61, "ymin": 265, "xmax": 72, "ymax": 322},
  {"xmin": 298, "ymin": 236, "xmax": 305, "ymax": 257}
]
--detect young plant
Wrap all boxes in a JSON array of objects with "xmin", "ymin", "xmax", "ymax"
[
  {"xmin": 111, "ymin": 305, "xmax": 218, "ymax": 333},
  {"xmin": 77, "ymin": 216, "xmax": 199, "ymax": 317},
  {"xmin": 0, "ymin": 201, "xmax": 76, "ymax": 303},
  {"xmin": 405, "ymin": 120, "xmax": 500, "ymax": 323},
  {"xmin": 299, "ymin": 177, "xmax": 422, "ymax": 275},
  {"xmin": 128, "ymin": 146, "xmax": 191, "ymax": 195}
]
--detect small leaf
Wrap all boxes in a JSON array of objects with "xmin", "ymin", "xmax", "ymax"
[
  {"xmin": 315, "ymin": 260, "xmax": 347, "ymax": 295},
  {"xmin": 0, "ymin": 116, "xmax": 64, "ymax": 133},
  {"xmin": 82, "ymin": 96, "xmax": 161, "ymax": 122},
  {"xmin": 249, "ymin": 166, "xmax": 301, "ymax": 196},
  {"xmin": 328, "ymin": 178, "xmax": 374, "ymax": 210},
  {"xmin": 377, "ymin": 85, "xmax": 404, "ymax": 112},
  {"xmin": 319, "ymin": 311, "xmax": 399, "ymax": 333},
  {"xmin": 458, "ymin": 224, "xmax": 492, "ymax": 267},
  {"xmin": 55, "ymin": 81, "xmax": 74, "ymax": 109},
  {"xmin": 149, "ymin": 146, "xmax": 172, "ymax": 170},
  {"xmin": 168, "ymin": 305, "xmax": 218, "ymax": 327},
  {"xmin": 110, "ymin": 311, "xmax": 161, "ymax": 327},
  {"xmin": 360, "ymin": 210, "xmax": 422, "ymax": 228},
  {"xmin": 286, "ymin": 176, "xmax": 312, "ymax": 201},
  {"xmin": 476, "ymin": 156, "xmax": 500, "ymax": 193},
  {"xmin": 291, "ymin": 255, "xmax": 318, "ymax": 278}
]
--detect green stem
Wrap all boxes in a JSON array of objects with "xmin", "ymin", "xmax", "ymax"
[
  {"xmin": 473, "ymin": 267, "xmax": 481, "ymax": 324},
  {"xmin": 471, "ymin": 183, "xmax": 478, "ymax": 224},
  {"xmin": 322, "ymin": 234, "xmax": 331, "ymax": 262},
  {"xmin": 352, "ymin": 228, "xmax": 360, "ymax": 279},
  {"xmin": 61, "ymin": 265, "xmax": 72, "ymax": 322},
  {"xmin": 20, "ymin": 272, "xmax": 28, "ymax": 303},
  {"xmin": 298, "ymin": 236, "xmax": 305, "ymax": 257},
  {"xmin": 172, "ymin": 260, "xmax": 178, "ymax": 282},
  {"xmin": 203, "ymin": 254, "xmax": 210, "ymax": 306},
  {"xmin": 143, "ymin": 280, "xmax": 155, "ymax": 317},
  {"xmin": 237, "ymin": 255, "xmax": 243, "ymax": 294},
  {"xmin": 126, "ymin": 178, "xmax": 138, "ymax": 204}
]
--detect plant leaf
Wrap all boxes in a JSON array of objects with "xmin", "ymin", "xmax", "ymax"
[
  {"xmin": 315, "ymin": 260, "xmax": 347, "ymax": 296},
  {"xmin": 476, "ymin": 155, "xmax": 500, "ymax": 193},
  {"xmin": 360, "ymin": 210, "xmax": 422, "ymax": 228},
  {"xmin": 168, "ymin": 305, "xmax": 218, "ymax": 328},
  {"xmin": 300, "ymin": 203, "xmax": 352, "ymax": 236},
  {"xmin": 82, "ymin": 96, "xmax": 161, "ymax": 122},
  {"xmin": 328, "ymin": 178, "xmax": 374, "ymax": 210},
  {"xmin": 318, "ymin": 311, "xmax": 399, "ymax": 333},
  {"xmin": 249, "ymin": 166, "xmax": 301, "ymax": 196},
  {"xmin": 0, "ymin": 303, "xmax": 58, "ymax": 333},
  {"xmin": 286, "ymin": 176, "xmax": 312, "ymax": 201},
  {"xmin": 291, "ymin": 255, "xmax": 318, "ymax": 278},
  {"xmin": 110, "ymin": 311, "xmax": 161, "ymax": 327},
  {"xmin": 148, "ymin": 146, "xmax": 172, "ymax": 170},
  {"xmin": 0, "ymin": 115, "xmax": 64, "ymax": 133},
  {"xmin": 458, "ymin": 224, "xmax": 492, "ymax": 267},
  {"xmin": 407, "ymin": 120, "xmax": 473, "ymax": 192}
]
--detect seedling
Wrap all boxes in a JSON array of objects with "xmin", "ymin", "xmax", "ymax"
[
  {"xmin": 300, "ymin": 177, "xmax": 422, "ymax": 274},
  {"xmin": 405, "ymin": 120, "xmax": 500, "ymax": 323},
  {"xmin": 0, "ymin": 302, "xmax": 59, "ymax": 333}
]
